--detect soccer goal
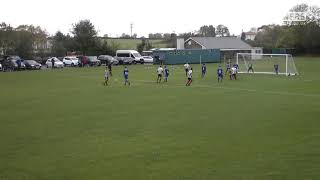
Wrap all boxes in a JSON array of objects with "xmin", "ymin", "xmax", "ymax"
[{"xmin": 236, "ymin": 53, "xmax": 298, "ymax": 76}]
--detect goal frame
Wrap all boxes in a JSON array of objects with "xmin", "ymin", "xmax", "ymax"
[{"xmin": 236, "ymin": 53, "xmax": 297, "ymax": 76}]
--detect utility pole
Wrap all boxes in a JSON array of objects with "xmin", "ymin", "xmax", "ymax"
[{"xmin": 130, "ymin": 23, "xmax": 133, "ymax": 38}]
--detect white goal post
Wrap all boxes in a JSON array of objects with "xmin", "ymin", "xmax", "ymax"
[{"xmin": 236, "ymin": 53, "xmax": 298, "ymax": 76}]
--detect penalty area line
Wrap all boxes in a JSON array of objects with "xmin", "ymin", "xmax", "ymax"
[{"xmin": 134, "ymin": 80, "xmax": 320, "ymax": 98}]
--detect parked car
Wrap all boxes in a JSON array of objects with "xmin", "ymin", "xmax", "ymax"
[
  {"xmin": 62, "ymin": 56, "xmax": 79, "ymax": 66},
  {"xmin": 24, "ymin": 60, "xmax": 42, "ymax": 70},
  {"xmin": 98, "ymin": 55, "xmax": 119, "ymax": 65},
  {"xmin": 116, "ymin": 57, "xmax": 133, "ymax": 65},
  {"xmin": 87, "ymin": 56, "xmax": 101, "ymax": 66},
  {"xmin": 2, "ymin": 56, "xmax": 26, "ymax": 71},
  {"xmin": 142, "ymin": 56, "xmax": 154, "ymax": 64},
  {"xmin": 46, "ymin": 57, "xmax": 64, "ymax": 68},
  {"xmin": 116, "ymin": 50, "xmax": 144, "ymax": 64}
]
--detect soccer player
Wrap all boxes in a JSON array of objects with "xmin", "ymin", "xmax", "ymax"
[
  {"xmin": 201, "ymin": 63, "xmax": 207, "ymax": 78},
  {"xmin": 108, "ymin": 63, "xmax": 112, "ymax": 76},
  {"xmin": 123, "ymin": 66, "xmax": 130, "ymax": 86},
  {"xmin": 104, "ymin": 67, "xmax": 109, "ymax": 86},
  {"xmin": 184, "ymin": 62, "xmax": 190, "ymax": 76},
  {"xmin": 248, "ymin": 63, "xmax": 254, "ymax": 73},
  {"xmin": 231, "ymin": 66, "xmax": 237, "ymax": 80},
  {"xmin": 274, "ymin": 64, "xmax": 279, "ymax": 75},
  {"xmin": 234, "ymin": 63, "xmax": 239, "ymax": 70},
  {"xmin": 157, "ymin": 65, "xmax": 164, "ymax": 83},
  {"xmin": 186, "ymin": 68, "xmax": 193, "ymax": 86},
  {"xmin": 217, "ymin": 65, "xmax": 223, "ymax": 82},
  {"xmin": 225, "ymin": 62, "xmax": 231, "ymax": 75},
  {"xmin": 164, "ymin": 65, "xmax": 169, "ymax": 82}
]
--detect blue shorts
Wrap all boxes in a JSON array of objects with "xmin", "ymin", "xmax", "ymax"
[
  {"xmin": 124, "ymin": 75, "xmax": 128, "ymax": 80},
  {"xmin": 218, "ymin": 74, "xmax": 223, "ymax": 78}
]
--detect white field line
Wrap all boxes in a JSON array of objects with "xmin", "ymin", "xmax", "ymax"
[{"xmin": 134, "ymin": 80, "xmax": 320, "ymax": 98}]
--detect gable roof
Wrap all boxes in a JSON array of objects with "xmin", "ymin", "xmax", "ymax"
[{"xmin": 186, "ymin": 37, "xmax": 252, "ymax": 50}]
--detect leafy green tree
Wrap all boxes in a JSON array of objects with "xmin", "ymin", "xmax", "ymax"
[
  {"xmin": 215, "ymin": 25, "xmax": 230, "ymax": 37},
  {"xmin": 284, "ymin": 4, "xmax": 320, "ymax": 26},
  {"xmin": 72, "ymin": 20, "xmax": 98, "ymax": 55},
  {"xmin": 199, "ymin": 25, "xmax": 216, "ymax": 37},
  {"xmin": 0, "ymin": 23, "xmax": 15, "ymax": 55},
  {"xmin": 52, "ymin": 31, "xmax": 67, "ymax": 57}
]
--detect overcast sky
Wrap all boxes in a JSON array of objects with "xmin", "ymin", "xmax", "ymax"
[{"xmin": 0, "ymin": 0, "xmax": 319, "ymax": 37}]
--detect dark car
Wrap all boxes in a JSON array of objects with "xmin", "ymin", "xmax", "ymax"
[
  {"xmin": 98, "ymin": 55, "xmax": 119, "ymax": 65},
  {"xmin": 2, "ymin": 56, "xmax": 26, "ymax": 71},
  {"xmin": 24, "ymin": 60, "xmax": 42, "ymax": 70},
  {"xmin": 87, "ymin": 56, "xmax": 101, "ymax": 66}
]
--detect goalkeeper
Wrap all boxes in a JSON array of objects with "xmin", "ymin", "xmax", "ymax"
[{"xmin": 248, "ymin": 63, "xmax": 254, "ymax": 73}]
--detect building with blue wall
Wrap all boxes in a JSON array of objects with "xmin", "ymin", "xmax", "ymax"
[{"xmin": 153, "ymin": 49, "xmax": 220, "ymax": 65}]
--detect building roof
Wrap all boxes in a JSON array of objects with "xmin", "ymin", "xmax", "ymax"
[
  {"xmin": 186, "ymin": 37, "xmax": 252, "ymax": 50},
  {"xmin": 245, "ymin": 32, "xmax": 257, "ymax": 35}
]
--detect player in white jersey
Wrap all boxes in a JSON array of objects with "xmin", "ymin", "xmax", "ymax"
[
  {"xmin": 231, "ymin": 67, "xmax": 237, "ymax": 80},
  {"xmin": 104, "ymin": 67, "xmax": 109, "ymax": 86},
  {"xmin": 184, "ymin": 63, "xmax": 190, "ymax": 76},
  {"xmin": 156, "ymin": 65, "xmax": 164, "ymax": 83},
  {"xmin": 186, "ymin": 68, "xmax": 193, "ymax": 86}
]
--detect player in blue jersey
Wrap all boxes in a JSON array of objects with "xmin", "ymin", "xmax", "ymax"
[
  {"xmin": 234, "ymin": 63, "xmax": 239, "ymax": 70},
  {"xmin": 201, "ymin": 63, "xmax": 207, "ymax": 78},
  {"xmin": 217, "ymin": 65, "xmax": 224, "ymax": 82},
  {"xmin": 164, "ymin": 65, "xmax": 169, "ymax": 82},
  {"xmin": 225, "ymin": 62, "xmax": 231, "ymax": 75},
  {"xmin": 274, "ymin": 64, "xmax": 279, "ymax": 75},
  {"xmin": 123, "ymin": 66, "xmax": 130, "ymax": 86}
]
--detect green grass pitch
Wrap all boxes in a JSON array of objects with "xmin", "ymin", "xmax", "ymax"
[{"xmin": 0, "ymin": 57, "xmax": 319, "ymax": 180}]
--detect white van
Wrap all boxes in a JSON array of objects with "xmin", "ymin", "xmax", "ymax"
[{"xmin": 116, "ymin": 50, "xmax": 144, "ymax": 64}]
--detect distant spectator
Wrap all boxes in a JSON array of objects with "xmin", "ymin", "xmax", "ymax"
[
  {"xmin": 16, "ymin": 59, "xmax": 21, "ymax": 70},
  {"xmin": 51, "ymin": 58, "xmax": 55, "ymax": 69}
]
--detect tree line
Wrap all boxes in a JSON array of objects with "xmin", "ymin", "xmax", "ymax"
[
  {"xmin": 148, "ymin": 24, "xmax": 230, "ymax": 39},
  {"xmin": 0, "ymin": 20, "xmax": 120, "ymax": 59},
  {"xmin": 0, "ymin": 23, "xmax": 47, "ymax": 59},
  {"xmin": 248, "ymin": 4, "xmax": 320, "ymax": 54}
]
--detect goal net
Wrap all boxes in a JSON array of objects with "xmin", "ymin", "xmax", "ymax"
[{"xmin": 236, "ymin": 53, "xmax": 298, "ymax": 76}]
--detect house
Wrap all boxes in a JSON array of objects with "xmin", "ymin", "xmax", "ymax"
[
  {"xmin": 183, "ymin": 37, "xmax": 252, "ymax": 50},
  {"xmin": 178, "ymin": 37, "xmax": 261, "ymax": 61},
  {"xmin": 245, "ymin": 31, "xmax": 257, "ymax": 41}
]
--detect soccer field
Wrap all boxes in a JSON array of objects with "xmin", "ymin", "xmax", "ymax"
[{"xmin": 0, "ymin": 57, "xmax": 320, "ymax": 180}]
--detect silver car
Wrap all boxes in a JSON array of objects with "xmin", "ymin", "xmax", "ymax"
[{"xmin": 46, "ymin": 57, "xmax": 64, "ymax": 68}]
